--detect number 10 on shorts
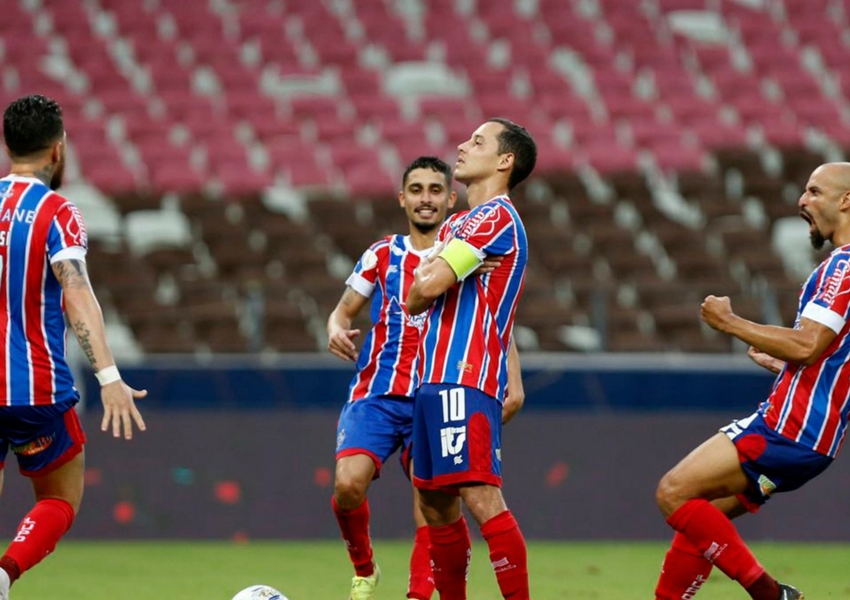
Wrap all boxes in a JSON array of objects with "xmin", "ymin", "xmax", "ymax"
[
  {"xmin": 439, "ymin": 388, "xmax": 467, "ymax": 458},
  {"xmin": 439, "ymin": 388, "xmax": 466, "ymax": 422}
]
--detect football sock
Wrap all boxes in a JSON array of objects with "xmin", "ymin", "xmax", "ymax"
[
  {"xmin": 667, "ymin": 500, "xmax": 768, "ymax": 593},
  {"xmin": 481, "ymin": 510, "xmax": 529, "ymax": 600},
  {"xmin": 1, "ymin": 498, "xmax": 75, "ymax": 583},
  {"xmin": 428, "ymin": 516, "xmax": 471, "ymax": 600},
  {"xmin": 408, "ymin": 525, "xmax": 435, "ymax": 600},
  {"xmin": 331, "ymin": 496, "xmax": 374, "ymax": 577},
  {"xmin": 654, "ymin": 532, "xmax": 713, "ymax": 599},
  {"xmin": 745, "ymin": 572, "xmax": 781, "ymax": 600}
]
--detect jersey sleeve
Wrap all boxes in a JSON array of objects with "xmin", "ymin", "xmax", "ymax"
[
  {"xmin": 801, "ymin": 254, "xmax": 850, "ymax": 333},
  {"xmin": 436, "ymin": 213, "xmax": 463, "ymax": 243},
  {"xmin": 439, "ymin": 203, "xmax": 516, "ymax": 281},
  {"xmin": 47, "ymin": 201, "xmax": 88, "ymax": 263},
  {"xmin": 345, "ymin": 239, "xmax": 388, "ymax": 298}
]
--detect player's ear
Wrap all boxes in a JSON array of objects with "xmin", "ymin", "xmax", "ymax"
[
  {"xmin": 398, "ymin": 189, "xmax": 405, "ymax": 207},
  {"xmin": 497, "ymin": 152, "xmax": 514, "ymax": 173},
  {"xmin": 448, "ymin": 190, "xmax": 457, "ymax": 209},
  {"xmin": 50, "ymin": 139, "xmax": 63, "ymax": 165}
]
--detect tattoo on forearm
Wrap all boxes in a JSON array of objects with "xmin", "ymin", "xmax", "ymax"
[
  {"xmin": 340, "ymin": 288, "xmax": 357, "ymax": 306},
  {"xmin": 73, "ymin": 320, "xmax": 97, "ymax": 369}
]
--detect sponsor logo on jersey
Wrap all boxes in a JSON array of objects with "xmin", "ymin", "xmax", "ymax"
[
  {"xmin": 457, "ymin": 361, "xmax": 474, "ymax": 374},
  {"xmin": 11, "ymin": 435, "xmax": 53, "ymax": 456},
  {"xmin": 459, "ymin": 205, "xmax": 498, "ymax": 239},
  {"xmin": 361, "ymin": 248, "xmax": 378, "ymax": 270},
  {"xmin": 65, "ymin": 204, "xmax": 88, "ymax": 246},
  {"xmin": 823, "ymin": 258, "xmax": 850, "ymax": 305},
  {"xmin": 406, "ymin": 312, "xmax": 427, "ymax": 330}
]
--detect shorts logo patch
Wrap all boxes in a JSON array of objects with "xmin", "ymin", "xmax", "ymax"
[
  {"xmin": 12, "ymin": 435, "xmax": 53, "ymax": 456},
  {"xmin": 336, "ymin": 429, "xmax": 346, "ymax": 451},
  {"xmin": 440, "ymin": 426, "xmax": 466, "ymax": 458},
  {"xmin": 757, "ymin": 474, "xmax": 777, "ymax": 497}
]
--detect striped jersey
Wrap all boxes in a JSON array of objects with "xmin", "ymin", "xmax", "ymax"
[
  {"xmin": 761, "ymin": 243, "xmax": 850, "ymax": 457},
  {"xmin": 416, "ymin": 196, "xmax": 527, "ymax": 401},
  {"xmin": 0, "ymin": 176, "xmax": 88, "ymax": 407},
  {"xmin": 345, "ymin": 234, "xmax": 430, "ymax": 402}
]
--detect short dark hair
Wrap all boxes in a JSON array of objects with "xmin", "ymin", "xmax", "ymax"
[
  {"xmin": 3, "ymin": 95, "xmax": 64, "ymax": 158},
  {"xmin": 402, "ymin": 156, "xmax": 452, "ymax": 188},
  {"xmin": 488, "ymin": 117, "xmax": 537, "ymax": 190}
]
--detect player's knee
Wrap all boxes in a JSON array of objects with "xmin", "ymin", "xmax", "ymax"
[
  {"xmin": 655, "ymin": 472, "xmax": 683, "ymax": 518},
  {"xmin": 334, "ymin": 473, "xmax": 368, "ymax": 509}
]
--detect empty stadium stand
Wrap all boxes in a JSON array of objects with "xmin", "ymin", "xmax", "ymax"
[{"xmin": 4, "ymin": 0, "xmax": 844, "ymax": 353}]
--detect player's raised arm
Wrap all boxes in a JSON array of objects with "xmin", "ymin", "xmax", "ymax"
[
  {"xmin": 327, "ymin": 287, "xmax": 369, "ymax": 362},
  {"xmin": 52, "ymin": 258, "xmax": 146, "ymax": 439},
  {"xmin": 701, "ymin": 295, "xmax": 837, "ymax": 366},
  {"xmin": 502, "ymin": 339, "xmax": 524, "ymax": 424}
]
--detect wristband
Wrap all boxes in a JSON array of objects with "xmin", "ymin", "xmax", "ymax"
[{"xmin": 95, "ymin": 365, "xmax": 121, "ymax": 386}]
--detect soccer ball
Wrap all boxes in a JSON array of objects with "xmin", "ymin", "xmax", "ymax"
[{"xmin": 230, "ymin": 585, "xmax": 288, "ymax": 600}]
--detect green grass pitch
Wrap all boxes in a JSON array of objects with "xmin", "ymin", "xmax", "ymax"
[{"xmin": 11, "ymin": 540, "xmax": 850, "ymax": 599}]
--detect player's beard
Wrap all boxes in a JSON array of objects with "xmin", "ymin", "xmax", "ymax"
[
  {"xmin": 50, "ymin": 154, "xmax": 65, "ymax": 190},
  {"xmin": 810, "ymin": 227, "xmax": 826, "ymax": 250},
  {"xmin": 412, "ymin": 219, "xmax": 438, "ymax": 234}
]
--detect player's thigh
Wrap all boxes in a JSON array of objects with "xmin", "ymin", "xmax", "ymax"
[
  {"xmin": 657, "ymin": 432, "xmax": 749, "ymax": 514},
  {"xmin": 417, "ymin": 487, "xmax": 462, "ymax": 526},
  {"xmin": 458, "ymin": 483, "xmax": 507, "ymax": 525},
  {"xmin": 712, "ymin": 495, "xmax": 748, "ymax": 520},
  {"xmin": 31, "ymin": 449, "xmax": 85, "ymax": 513}
]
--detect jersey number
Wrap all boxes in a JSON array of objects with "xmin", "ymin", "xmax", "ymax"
[{"xmin": 439, "ymin": 387, "xmax": 466, "ymax": 422}]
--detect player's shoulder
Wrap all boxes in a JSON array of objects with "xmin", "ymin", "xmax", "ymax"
[
  {"xmin": 365, "ymin": 235, "xmax": 394, "ymax": 253},
  {"xmin": 819, "ymin": 246, "xmax": 850, "ymax": 275}
]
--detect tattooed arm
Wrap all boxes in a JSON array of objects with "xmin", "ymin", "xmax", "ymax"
[
  {"xmin": 326, "ymin": 286, "xmax": 370, "ymax": 362},
  {"xmin": 52, "ymin": 259, "xmax": 146, "ymax": 439}
]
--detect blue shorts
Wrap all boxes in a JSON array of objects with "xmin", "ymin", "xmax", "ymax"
[
  {"xmin": 335, "ymin": 394, "xmax": 414, "ymax": 478},
  {"xmin": 412, "ymin": 383, "xmax": 502, "ymax": 491},
  {"xmin": 0, "ymin": 401, "xmax": 86, "ymax": 477},
  {"xmin": 721, "ymin": 412, "xmax": 833, "ymax": 512}
]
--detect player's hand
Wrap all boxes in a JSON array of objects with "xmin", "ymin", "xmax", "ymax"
[
  {"xmin": 328, "ymin": 327, "xmax": 360, "ymax": 362},
  {"xmin": 100, "ymin": 381, "xmax": 147, "ymax": 440},
  {"xmin": 700, "ymin": 295, "xmax": 734, "ymax": 332},
  {"xmin": 747, "ymin": 345, "xmax": 785, "ymax": 374},
  {"xmin": 502, "ymin": 384, "xmax": 525, "ymax": 424},
  {"xmin": 473, "ymin": 256, "xmax": 502, "ymax": 276}
]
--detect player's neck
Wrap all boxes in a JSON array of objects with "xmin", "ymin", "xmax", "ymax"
[
  {"xmin": 9, "ymin": 163, "xmax": 52, "ymax": 187},
  {"xmin": 407, "ymin": 228, "xmax": 437, "ymax": 251},
  {"xmin": 466, "ymin": 179, "xmax": 509, "ymax": 209}
]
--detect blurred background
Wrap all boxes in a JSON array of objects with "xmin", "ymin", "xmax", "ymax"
[{"xmin": 2, "ymin": 0, "xmax": 850, "ymax": 544}]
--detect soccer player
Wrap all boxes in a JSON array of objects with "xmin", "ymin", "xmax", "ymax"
[
  {"xmin": 0, "ymin": 95, "xmax": 146, "ymax": 598},
  {"xmin": 652, "ymin": 162, "xmax": 850, "ymax": 600},
  {"xmin": 405, "ymin": 118, "xmax": 537, "ymax": 600},
  {"xmin": 329, "ymin": 156, "xmax": 523, "ymax": 600},
  {"xmin": 328, "ymin": 156, "xmax": 454, "ymax": 600}
]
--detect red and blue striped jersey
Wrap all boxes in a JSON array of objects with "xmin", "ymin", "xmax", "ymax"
[
  {"xmin": 0, "ymin": 176, "xmax": 88, "ymax": 407},
  {"xmin": 416, "ymin": 196, "xmax": 527, "ymax": 401},
  {"xmin": 345, "ymin": 234, "xmax": 430, "ymax": 402},
  {"xmin": 762, "ymin": 244, "xmax": 850, "ymax": 457}
]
